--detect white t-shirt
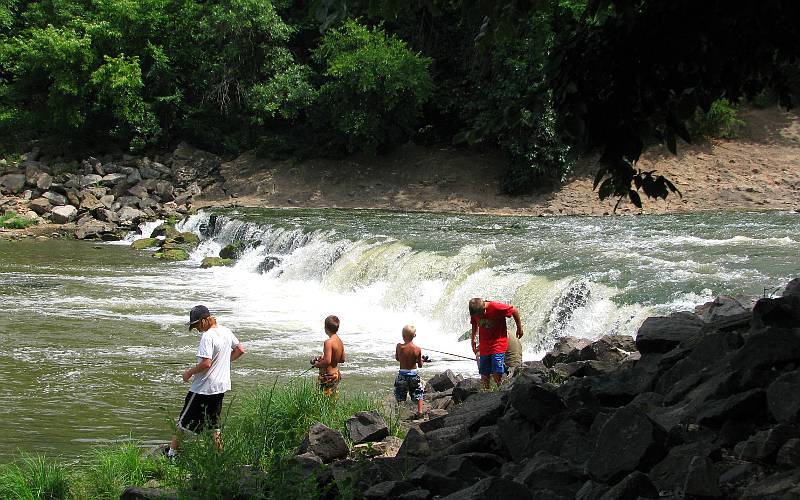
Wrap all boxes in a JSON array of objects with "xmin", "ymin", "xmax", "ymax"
[{"xmin": 190, "ymin": 325, "xmax": 240, "ymax": 395}]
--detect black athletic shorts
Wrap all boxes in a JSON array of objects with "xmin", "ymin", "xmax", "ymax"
[{"xmin": 177, "ymin": 391, "xmax": 224, "ymax": 434}]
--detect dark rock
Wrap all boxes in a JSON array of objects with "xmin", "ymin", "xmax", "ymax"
[
  {"xmin": 695, "ymin": 295, "xmax": 752, "ymax": 329},
  {"xmin": 170, "ymin": 142, "xmax": 221, "ymax": 187},
  {"xmin": 440, "ymin": 477, "xmax": 533, "ymax": 500},
  {"xmin": 655, "ymin": 331, "xmax": 743, "ymax": 395},
  {"xmin": 696, "ymin": 389, "xmax": 766, "ymax": 427},
  {"xmin": 453, "ymin": 378, "xmax": 482, "ymax": 403},
  {"xmin": 635, "ymin": 312, "xmax": 705, "ymax": 354},
  {"xmin": 783, "ymin": 278, "xmax": 800, "ymax": 298},
  {"xmin": 434, "ymin": 390, "xmax": 507, "ymax": 434},
  {"xmin": 120, "ymin": 487, "xmax": 177, "ymax": 500},
  {"xmin": 364, "ymin": 480, "xmax": 416, "ymax": 499},
  {"xmin": 396, "ymin": 427, "xmax": 430, "ymax": 459},
  {"xmin": 640, "ymin": 442, "xmax": 717, "ymax": 494},
  {"xmin": 346, "ymin": 412, "xmax": 389, "ymax": 445},
  {"xmin": 297, "ymin": 422, "xmax": 349, "ymax": 463},
  {"xmin": 117, "ymin": 195, "xmax": 142, "ymax": 208},
  {"xmin": 739, "ymin": 469, "xmax": 800, "ymax": 499},
  {"xmin": 427, "ymin": 369, "xmax": 463, "ymax": 392},
  {"xmin": 96, "ymin": 209, "xmax": 119, "ymax": 224},
  {"xmin": 117, "ymin": 206, "xmax": 146, "ymax": 224},
  {"xmin": 28, "ymin": 198, "xmax": 51, "ymax": 215},
  {"xmin": 515, "ymin": 451, "xmax": 585, "ymax": 497},
  {"xmin": 600, "ymin": 471, "xmax": 657, "ymax": 500},
  {"xmin": 509, "ymin": 370, "xmax": 564, "ymax": 426},
  {"xmin": 444, "ymin": 425, "xmax": 508, "ymax": 458},
  {"xmin": 409, "ymin": 453, "xmax": 501, "ymax": 496},
  {"xmin": 576, "ymin": 480, "xmax": 609, "ymax": 500},
  {"xmin": 543, "ymin": 336, "xmax": 591, "ymax": 367},
  {"xmin": 426, "ymin": 425, "xmax": 468, "ymax": 451},
  {"xmin": 683, "ymin": 455, "xmax": 722, "ymax": 498},
  {"xmin": 497, "ymin": 407, "xmax": 540, "ymax": 462},
  {"xmin": 42, "ymin": 191, "xmax": 67, "ymax": 206},
  {"xmin": 128, "ymin": 183, "xmax": 149, "ymax": 199},
  {"xmin": 219, "ymin": 241, "xmax": 247, "ymax": 260},
  {"xmin": 101, "ymin": 173, "xmax": 127, "ymax": 186},
  {"xmin": 0, "ymin": 173, "xmax": 26, "ymax": 193},
  {"xmin": 80, "ymin": 173, "xmax": 103, "ymax": 189},
  {"xmin": 776, "ymin": 437, "xmax": 800, "ymax": 467},
  {"xmin": 718, "ymin": 462, "xmax": 763, "ymax": 487},
  {"xmin": 559, "ymin": 353, "xmax": 663, "ymax": 409},
  {"xmin": 717, "ymin": 419, "xmax": 758, "ymax": 447},
  {"xmin": 752, "ymin": 296, "xmax": 800, "ymax": 329},
  {"xmin": 587, "ymin": 406, "xmax": 668, "ymax": 483},
  {"xmin": 526, "ymin": 415, "xmax": 593, "ymax": 466},
  {"xmin": 74, "ymin": 218, "xmax": 117, "ymax": 239},
  {"xmin": 767, "ymin": 370, "xmax": 800, "ymax": 423},
  {"xmin": 735, "ymin": 424, "xmax": 799, "ymax": 463},
  {"xmin": 579, "ymin": 335, "xmax": 636, "ymax": 364}
]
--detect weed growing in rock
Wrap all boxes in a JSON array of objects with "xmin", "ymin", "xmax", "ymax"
[{"xmin": 0, "ymin": 210, "xmax": 38, "ymax": 229}]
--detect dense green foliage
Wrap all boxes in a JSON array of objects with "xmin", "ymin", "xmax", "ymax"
[
  {"xmin": 0, "ymin": 381, "xmax": 399, "ymax": 499},
  {"xmin": 0, "ymin": 210, "xmax": 38, "ymax": 229},
  {"xmin": 689, "ymin": 98, "xmax": 745, "ymax": 140},
  {"xmin": 2, "ymin": 0, "xmax": 797, "ymax": 198}
]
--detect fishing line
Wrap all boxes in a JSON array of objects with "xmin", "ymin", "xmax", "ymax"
[{"xmin": 418, "ymin": 346, "xmax": 476, "ymax": 362}]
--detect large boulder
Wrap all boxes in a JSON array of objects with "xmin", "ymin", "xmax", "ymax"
[
  {"xmin": 0, "ymin": 173, "xmax": 26, "ymax": 193},
  {"xmin": 734, "ymin": 424, "xmax": 799, "ymax": 463},
  {"xmin": 74, "ymin": 218, "xmax": 117, "ymax": 239},
  {"xmin": 28, "ymin": 198, "xmax": 52, "ymax": 215},
  {"xmin": 508, "ymin": 371, "xmax": 564, "ymax": 426},
  {"xmin": 783, "ymin": 278, "xmax": 800, "ymax": 298},
  {"xmin": 101, "ymin": 173, "xmax": 127, "ymax": 187},
  {"xmin": 117, "ymin": 206, "xmax": 146, "ymax": 224},
  {"xmin": 587, "ymin": 406, "xmax": 668, "ymax": 483},
  {"xmin": 50, "ymin": 205, "xmax": 78, "ymax": 224},
  {"xmin": 200, "ymin": 257, "xmax": 233, "ymax": 268},
  {"xmin": 601, "ymin": 471, "xmax": 658, "ymax": 500},
  {"xmin": 80, "ymin": 174, "xmax": 103, "ymax": 189},
  {"xmin": 346, "ymin": 411, "xmax": 389, "ymax": 445},
  {"xmin": 730, "ymin": 328, "xmax": 800, "ymax": 371},
  {"xmin": 152, "ymin": 180, "xmax": 174, "ymax": 201},
  {"xmin": 427, "ymin": 369, "xmax": 463, "ymax": 392},
  {"xmin": 131, "ymin": 238, "xmax": 160, "ymax": 250},
  {"xmin": 767, "ymin": 370, "xmax": 800, "ymax": 423},
  {"xmin": 41, "ymin": 191, "xmax": 67, "ymax": 206},
  {"xmin": 511, "ymin": 451, "xmax": 585, "ymax": 497},
  {"xmin": 579, "ymin": 335, "xmax": 636, "ymax": 364},
  {"xmin": 36, "ymin": 173, "xmax": 53, "ymax": 191},
  {"xmin": 422, "ymin": 391, "xmax": 508, "ymax": 435},
  {"xmin": 298, "ymin": 423, "xmax": 349, "ymax": 463},
  {"xmin": 695, "ymin": 294, "xmax": 752, "ymax": 326},
  {"xmin": 154, "ymin": 248, "xmax": 189, "ymax": 261},
  {"xmin": 752, "ymin": 296, "xmax": 800, "ymax": 330},
  {"xmin": 452, "ymin": 378, "xmax": 482, "ymax": 403},
  {"xmin": 634, "ymin": 312, "xmax": 705, "ymax": 354},
  {"xmin": 169, "ymin": 142, "xmax": 221, "ymax": 187},
  {"xmin": 440, "ymin": 477, "xmax": 533, "ymax": 500},
  {"xmin": 396, "ymin": 428, "xmax": 430, "ymax": 459},
  {"xmin": 739, "ymin": 470, "xmax": 800, "ymax": 499},
  {"xmin": 79, "ymin": 193, "xmax": 104, "ymax": 211},
  {"xmin": 542, "ymin": 336, "xmax": 591, "ymax": 367}
]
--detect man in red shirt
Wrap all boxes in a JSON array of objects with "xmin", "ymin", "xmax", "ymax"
[{"xmin": 469, "ymin": 297, "xmax": 524, "ymax": 389}]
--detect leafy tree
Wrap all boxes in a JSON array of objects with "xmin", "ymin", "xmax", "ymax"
[{"xmin": 311, "ymin": 20, "xmax": 433, "ymax": 153}]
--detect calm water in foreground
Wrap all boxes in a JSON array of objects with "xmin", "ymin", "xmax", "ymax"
[{"xmin": 1, "ymin": 208, "xmax": 798, "ymax": 461}]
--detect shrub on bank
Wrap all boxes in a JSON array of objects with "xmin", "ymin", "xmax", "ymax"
[
  {"xmin": 0, "ymin": 210, "xmax": 38, "ymax": 229},
  {"xmin": 0, "ymin": 381, "xmax": 396, "ymax": 499}
]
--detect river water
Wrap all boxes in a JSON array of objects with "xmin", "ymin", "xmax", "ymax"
[{"xmin": 1, "ymin": 208, "xmax": 798, "ymax": 461}]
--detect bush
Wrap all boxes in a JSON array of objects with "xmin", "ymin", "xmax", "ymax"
[
  {"xmin": 312, "ymin": 20, "xmax": 433, "ymax": 153},
  {"xmin": 0, "ymin": 210, "xmax": 38, "ymax": 229},
  {"xmin": 0, "ymin": 453, "xmax": 72, "ymax": 500},
  {"xmin": 689, "ymin": 98, "xmax": 745, "ymax": 140}
]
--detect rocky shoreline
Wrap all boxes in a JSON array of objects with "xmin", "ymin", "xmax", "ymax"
[
  {"xmin": 122, "ymin": 280, "xmax": 800, "ymax": 500},
  {"xmin": 0, "ymin": 143, "xmax": 222, "ymax": 242}
]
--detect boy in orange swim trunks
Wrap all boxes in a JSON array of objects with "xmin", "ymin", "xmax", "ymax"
[{"xmin": 312, "ymin": 315, "xmax": 346, "ymax": 396}]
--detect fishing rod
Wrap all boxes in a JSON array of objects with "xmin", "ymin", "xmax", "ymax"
[{"xmin": 418, "ymin": 346, "xmax": 476, "ymax": 362}]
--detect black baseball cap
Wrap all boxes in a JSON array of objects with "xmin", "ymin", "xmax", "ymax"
[{"xmin": 188, "ymin": 305, "xmax": 211, "ymax": 329}]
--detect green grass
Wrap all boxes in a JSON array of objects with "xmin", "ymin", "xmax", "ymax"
[
  {"xmin": 0, "ymin": 381, "xmax": 397, "ymax": 500},
  {"xmin": 0, "ymin": 453, "xmax": 71, "ymax": 500},
  {"xmin": 0, "ymin": 211, "xmax": 38, "ymax": 230}
]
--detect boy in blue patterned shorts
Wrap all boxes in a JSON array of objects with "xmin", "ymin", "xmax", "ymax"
[{"xmin": 394, "ymin": 325, "xmax": 425, "ymax": 418}]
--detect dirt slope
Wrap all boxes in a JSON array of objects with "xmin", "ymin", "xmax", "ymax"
[{"xmin": 198, "ymin": 107, "xmax": 800, "ymax": 216}]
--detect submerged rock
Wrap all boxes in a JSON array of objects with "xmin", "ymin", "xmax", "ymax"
[
  {"xmin": 131, "ymin": 238, "xmax": 160, "ymax": 250},
  {"xmin": 154, "ymin": 248, "xmax": 189, "ymax": 261},
  {"xmin": 200, "ymin": 256, "xmax": 233, "ymax": 268}
]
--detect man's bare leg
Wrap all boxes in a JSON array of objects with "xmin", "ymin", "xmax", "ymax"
[
  {"xmin": 492, "ymin": 373, "xmax": 503, "ymax": 387},
  {"xmin": 481, "ymin": 375, "xmax": 491, "ymax": 390}
]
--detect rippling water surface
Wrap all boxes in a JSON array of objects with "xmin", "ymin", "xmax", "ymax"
[{"xmin": 1, "ymin": 208, "xmax": 798, "ymax": 461}]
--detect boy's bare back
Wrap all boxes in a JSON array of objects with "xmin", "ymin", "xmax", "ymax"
[
  {"xmin": 396, "ymin": 341, "xmax": 422, "ymax": 370},
  {"xmin": 322, "ymin": 334, "xmax": 345, "ymax": 374}
]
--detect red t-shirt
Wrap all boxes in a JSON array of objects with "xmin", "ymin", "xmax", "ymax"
[{"xmin": 471, "ymin": 301, "xmax": 515, "ymax": 355}]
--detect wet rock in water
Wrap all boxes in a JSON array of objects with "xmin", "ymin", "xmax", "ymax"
[
  {"xmin": 427, "ymin": 369, "xmax": 463, "ymax": 392},
  {"xmin": 131, "ymin": 238, "xmax": 160, "ymax": 250},
  {"xmin": 440, "ymin": 477, "xmax": 533, "ymax": 500},
  {"xmin": 298, "ymin": 422, "xmax": 349, "ymax": 463},
  {"xmin": 452, "ymin": 378, "xmax": 481, "ymax": 403},
  {"xmin": 154, "ymin": 248, "xmax": 189, "ymax": 261},
  {"xmin": 151, "ymin": 223, "xmax": 179, "ymax": 239},
  {"xmin": 634, "ymin": 312, "xmax": 705, "ymax": 354},
  {"xmin": 542, "ymin": 336, "xmax": 591, "ymax": 367},
  {"xmin": 170, "ymin": 231, "xmax": 199, "ymax": 246},
  {"xmin": 50, "ymin": 205, "xmax": 78, "ymax": 224},
  {"xmin": 346, "ymin": 411, "xmax": 389, "ymax": 445},
  {"xmin": 219, "ymin": 241, "xmax": 247, "ymax": 260},
  {"xmin": 587, "ymin": 406, "xmax": 668, "ymax": 483},
  {"xmin": 396, "ymin": 428, "xmax": 430, "ymax": 459},
  {"xmin": 200, "ymin": 256, "xmax": 233, "ymax": 268},
  {"xmin": 256, "ymin": 256, "xmax": 281, "ymax": 273}
]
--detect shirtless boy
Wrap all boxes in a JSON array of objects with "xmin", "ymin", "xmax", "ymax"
[
  {"xmin": 394, "ymin": 325, "xmax": 425, "ymax": 418},
  {"xmin": 312, "ymin": 315, "xmax": 346, "ymax": 396}
]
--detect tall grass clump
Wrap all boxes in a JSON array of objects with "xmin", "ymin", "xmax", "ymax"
[
  {"xmin": 172, "ymin": 379, "xmax": 398, "ymax": 499},
  {"xmin": 0, "ymin": 453, "xmax": 72, "ymax": 500},
  {"xmin": 75, "ymin": 442, "xmax": 169, "ymax": 499},
  {"xmin": 689, "ymin": 98, "xmax": 745, "ymax": 140},
  {"xmin": 0, "ymin": 210, "xmax": 38, "ymax": 229}
]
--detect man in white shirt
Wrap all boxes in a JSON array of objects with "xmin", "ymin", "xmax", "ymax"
[{"xmin": 166, "ymin": 305, "xmax": 245, "ymax": 457}]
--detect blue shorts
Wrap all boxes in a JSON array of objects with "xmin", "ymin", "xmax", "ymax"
[
  {"xmin": 479, "ymin": 353, "xmax": 506, "ymax": 376},
  {"xmin": 394, "ymin": 371, "xmax": 424, "ymax": 402}
]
